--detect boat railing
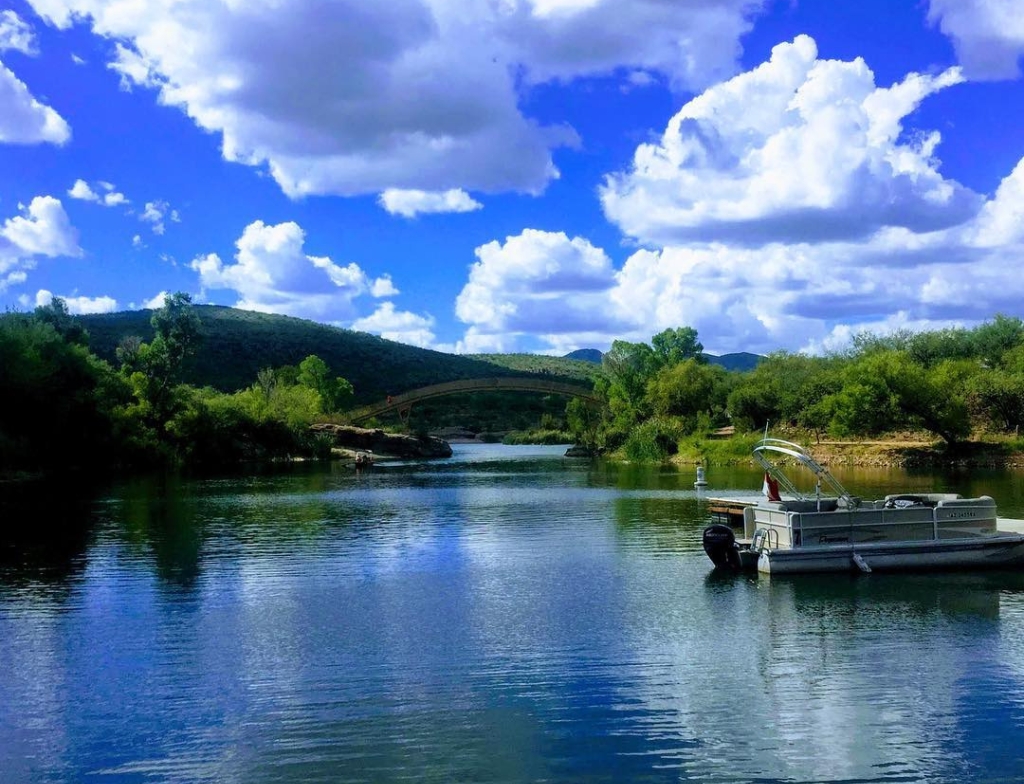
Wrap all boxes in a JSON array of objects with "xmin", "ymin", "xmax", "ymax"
[
  {"xmin": 751, "ymin": 527, "xmax": 778, "ymax": 553},
  {"xmin": 753, "ymin": 438, "xmax": 857, "ymax": 508},
  {"xmin": 757, "ymin": 497, "xmax": 999, "ymax": 548}
]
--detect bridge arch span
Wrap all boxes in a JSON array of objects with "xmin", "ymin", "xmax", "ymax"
[{"xmin": 346, "ymin": 377, "xmax": 601, "ymax": 424}]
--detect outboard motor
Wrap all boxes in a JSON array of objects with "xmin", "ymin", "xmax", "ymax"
[{"xmin": 702, "ymin": 524, "xmax": 741, "ymax": 570}]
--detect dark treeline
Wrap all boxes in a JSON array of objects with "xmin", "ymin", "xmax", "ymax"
[
  {"xmin": 0, "ymin": 294, "xmax": 353, "ymax": 476},
  {"xmin": 568, "ymin": 318, "xmax": 1024, "ymax": 460},
  {"xmin": 7, "ymin": 295, "xmax": 1024, "ymax": 476}
]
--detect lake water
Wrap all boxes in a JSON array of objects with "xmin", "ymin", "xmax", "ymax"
[{"xmin": 4, "ymin": 444, "xmax": 1024, "ymax": 783}]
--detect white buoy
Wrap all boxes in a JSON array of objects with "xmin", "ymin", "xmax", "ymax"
[{"xmin": 694, "ymin": 465, "xmax": 707, "ymax": 488}]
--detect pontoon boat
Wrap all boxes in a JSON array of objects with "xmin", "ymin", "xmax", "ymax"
[{"xmin": 702, "ymin": 439, "xmax": 1024, "ymax": 574}]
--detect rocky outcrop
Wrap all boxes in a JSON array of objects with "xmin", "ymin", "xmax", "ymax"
[
  {"xmin": 430, "ymin": 426, "xmax": 479, "ymax": 441},
  {"xmin": 564, "ymin": 445, "xmax": 599, "ymax": 457},
  {"xmin": 311, "ymin": 424, "xmax": 452, "ymax": 458}
]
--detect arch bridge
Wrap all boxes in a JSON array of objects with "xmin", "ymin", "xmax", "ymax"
[{"xmin": 346, "ymin": 377, "xmax": 601, "ymax": 424}]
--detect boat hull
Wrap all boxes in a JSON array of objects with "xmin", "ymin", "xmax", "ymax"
[{"xmin": 757, "ymin": 534, "xmax": 1024, "ymax": 574}]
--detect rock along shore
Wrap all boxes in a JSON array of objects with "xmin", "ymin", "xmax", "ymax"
[{"xmin": 311, "ymin": 424, "xmax": 453, "ymax": 459}]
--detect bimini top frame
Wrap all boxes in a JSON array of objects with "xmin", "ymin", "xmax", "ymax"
[{"xmin": 752, "ymin": 438, "xmax": 858, "ymax": 508}]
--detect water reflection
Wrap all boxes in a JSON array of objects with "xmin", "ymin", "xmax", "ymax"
[
  {"xmin": 0, "ymin": 479, "xmax": 96, "ymax": 600},
  {"xmin": 4, "ymin": 448, "xmax": 1024, "ymax": 782}
]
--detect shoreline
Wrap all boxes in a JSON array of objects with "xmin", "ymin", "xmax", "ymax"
[{"xmin": 670, "ymin": 438, "xmax": 1024, "ymax": 469}]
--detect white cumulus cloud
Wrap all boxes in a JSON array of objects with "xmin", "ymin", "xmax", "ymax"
[
  {"xmin": 968, "ymin": 158, "xmax": 1024, "ymax": 247},
  {"xmin": 68, "ymin": 179, "xmax": 129, "ymax": 206},
  {"xmin": 0, "ymin": 60, "xmax": 71, "ymax": 145},
  {"xmin": 139, "ymin": 200, "xmax": 179, "ymax": 234},
  {"xmin": 0, "ymin": 196, "xmax": 80, "ymax": 294},
  {"xmin": 0, "ymin": 11, "xmax": 70, "ymax": 145},
  {"xmin": 33, "ymin": 289, "xmax": 118, "ymax": 314},
  {"xmin": 1, "ymin": 196, "xmax": 81, "ymax": 270},
  {"xmin": 451, "ymin": 142, "xmax": 1024, "ymax": 355},
  {"xmin": 379, "ymin": 188, "xmax": 483, "ymax": 218},
  {"xmin": 191, "ymin": 219, "xmax": 396, "ymax": 322},
  {"xmin": 26, "ymin": 0, "xmax": 767, "ymax": 198},
  {"xmin": 928, "ymin": 0, "xmax": 1024, "ymax": 80},
  {"xmin": 454, "ymin": 228, "xmax": 624, "ymax": 350},
  {"xmin": 351, "ymin": 302, "xmax": 437, "ymax": 348},
  {"xmin": 370, "ymin": 275, "xmax": 399, "ymax": 298},
  {"xmin": 601, "ymin": 36, "xmax": 978, "ymax": 247},
  {"xmin": 141, "ymin": 291, "xmax": 169, "ymax": 309},
  {"xmin": 1, "ymin": 270, "xmax": 27, "ymax": 293},
  {"xmin": 0, "ymin": 10, "xmax": 37, "ymax": 54}
]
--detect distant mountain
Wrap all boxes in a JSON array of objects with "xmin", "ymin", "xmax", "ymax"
[
  {"xmin": 560, "ymin": 347, "xmax": 763, "ymax": 371},
  {"xmin": 563, "ymin": 348, "xmax": 603, "ymax": 363},
  {"xmin": 705, "ymin": 352, "xmax": 764, "ymax": 372}
]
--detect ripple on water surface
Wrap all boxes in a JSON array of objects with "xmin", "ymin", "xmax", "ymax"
[{"xmin": 4, "ymin": 447, "xmax": 1024, "ymax": 782}]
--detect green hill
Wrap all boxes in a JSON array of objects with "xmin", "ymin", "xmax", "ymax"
[
  {"xmin": 706, "ymin": 352, "xmax": 763, "ymax": 372},
  {"xmin": 78, "ymin": 306, "xmax": 596, "ymax": 432},
  {"xmin": 77, "ymin": 306, "xmax": 761, "ymax": 433},
  {"xmin": 563, "ymin": 348, "xmax": 603, "ymax": 363},
  {"xmin": 81, "ymin": 306, "xmax": 548, "ymax": 402},
  {"xmin": 470, "ymin": 353, "xmax": 604, "ymax": 384}
]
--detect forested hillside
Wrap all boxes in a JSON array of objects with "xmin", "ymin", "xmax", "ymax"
[
  {"xmin": 80, "ymin": 306, "xmax": 592, "ymax": 403},
  {"xmin": 3, "ymin": 296, "xmax": 601, "ymax": 474},
  {"xmin": 471, "ymin": 352, "xmax": 603, "ymax": 383},
  {"xmin": 78, "ymin": 306, "xmax": 599, "ymax": 434}
]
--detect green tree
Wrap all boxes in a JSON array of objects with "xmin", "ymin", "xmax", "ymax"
[
  {"xmin": 850, "ymin": 329, "xmax": 913, "ymax": 356},
  {"xmin": 151, "ymin": 291, "xmax": 202, "ymax": 371},
  {"xmin": 651, "ymin": 327, "xmax": 705, "ymax": 368},
  {"xmin": 34, "ymin": 296, "xmax": 88, "ymax": 346},
  {"xmin": 973, "ymin": 314, "xmax": 1024, "ymax": 368},
  {"xmin": 1001, "ymin": 344, "xmax": 1024, "ymax": 375},
  {"xmin": 297, "ymin": 354, "xmax": 354, "ymax": 413},
  {"xmin": 905, "ymin": 327, "xmax": 974, "ymax": 367},
  {"xmin": 829, "ymin": 351, "xmax": 970, "ymax": 445},
  {"xmin": 797, "ymin": 374, "xmax": 845, "ymax": 441},
  {"xmin": 825, "ymin": 380, "xmax": 899, "ymax": 438},
  {"xmin": 646, "ymin": 359, "xmax": 723, "ymax": 421},
  {"xmin": 725, "ymin": 352, "xmax": 836, "ymax": 431},
  {"xmin": 256, "ymin": 367, "xmax": 277, "ymax": 401},
  {"xmin": 565, "ymin": 398, "xmax": 600, "ymax": 449},
  {"xmin": 601, "ymin": 340, "xmax": 657, "ymax": 425},
  {"xmin": 727, "ymin": 376, "xmax": 781, "ymax": 432},
  {"xmin": 116, "ymin": 292, "xmax": 202, "ymax": 428},
  {"xmin": 0, "ymin": 313, "xmax": 128, "ymax": 472},
  {"xmin": 966, "ymin": 370, "xmax": 1024, "ymax": 433},
  {"xmin": 275, "ymin": 364, "xmax": 300, "ymax": 386}
]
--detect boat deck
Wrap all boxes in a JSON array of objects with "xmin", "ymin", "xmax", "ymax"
[{"xmin": 706, "ymin": 497, "xmax": 756, "ymax": 527}]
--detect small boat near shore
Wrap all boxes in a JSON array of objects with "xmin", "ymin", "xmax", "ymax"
[{"xmin": 702, "ymin": 438, "xmax": 1024, "ymax": 575}]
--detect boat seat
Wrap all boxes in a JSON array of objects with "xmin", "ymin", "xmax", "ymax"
[
  {"xmin": 884, "ymin": 491, "xmax": 962, "ymax": 509},
  {"xmin": 935, "ymin": 495, "xmax": 994, "ymax": 507}
]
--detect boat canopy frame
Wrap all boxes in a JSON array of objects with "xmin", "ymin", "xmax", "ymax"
[{"xmin": 752, "ymin": 438, "xmax": 858, "ymax": 508}]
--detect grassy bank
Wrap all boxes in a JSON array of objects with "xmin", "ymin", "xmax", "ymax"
[
  {"xmin": 647, "ymin": 430, "xmax": 1024, "ymax": 468},
  {"xmin": 502, "ymin": 428, "xmax": 574, "ymax": 445}
]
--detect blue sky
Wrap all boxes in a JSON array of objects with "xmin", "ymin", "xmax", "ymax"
[{"xmin": 2, "ymin": 0, "xmax": 1023, "ymax": 356}]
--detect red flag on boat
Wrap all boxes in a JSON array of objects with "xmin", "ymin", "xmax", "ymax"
[{"xmin": 762, "ymin": 472, "xmax": 781, "ymax": 502}]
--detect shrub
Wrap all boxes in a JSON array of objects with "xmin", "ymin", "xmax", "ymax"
[{"xmin": 623, "ymin": 417, "xmax": 683, "ymax": 463}]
